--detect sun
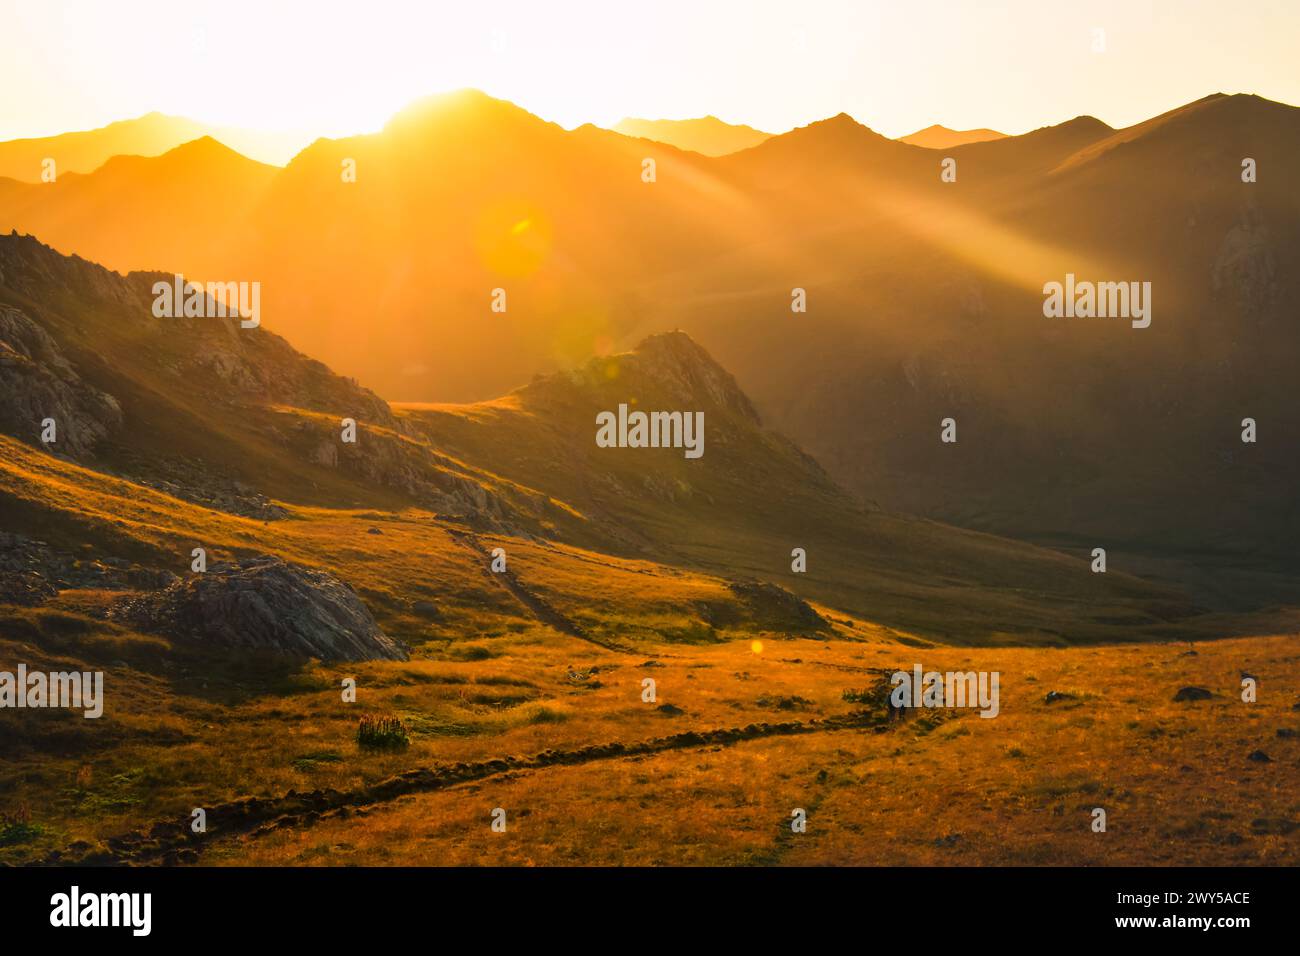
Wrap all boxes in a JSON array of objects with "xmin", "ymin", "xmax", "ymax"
[{"xmin": 750, "ymin": 640, "xmax": 763, "ymax": 655}]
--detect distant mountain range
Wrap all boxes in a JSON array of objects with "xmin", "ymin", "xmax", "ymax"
[
  {"xmin": 611, "ymin": 117, "xmax": 1009, "ymax": 155},
  {"xmin": 0, "ymin": 111, "xmax": 312, "ymax": 180},
  {"xmin": 613, "ymin": 116, "xmax": 773, "ymax": 155},
  {"xmin": 2, "ymin": 89, "xmax": 1297, "ymax": 598},
  {"xmin": 899, "ymin": 124, "xmax": 1007, "ymax": 148}
]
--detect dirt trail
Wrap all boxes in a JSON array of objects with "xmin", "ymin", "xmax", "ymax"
[
  {"xmin": 445, "ymin": 528, "xmax": 631, "ymax": 651},
  {"xmin": 37, "ymin": 709, "xmax": 888, "ymax": 866},
  {"xmin": 750, "ymin": 783, "xmax": 834, "ymax": 866}
]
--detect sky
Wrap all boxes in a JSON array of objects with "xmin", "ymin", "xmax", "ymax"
[{"xmin": 1, "ymin": 0, "xmax": 1298, "ymax": 143}]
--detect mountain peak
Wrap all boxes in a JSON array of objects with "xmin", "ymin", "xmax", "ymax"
[
  {"xmin": 382, "ymin": 88, "xmax": 550, "ymax": 137},
  {"xmin": 825, "ymin": 111, "xmax": 861, "ymax": 127},
  {"xmin": 91, "ymin": 134, "xmax": 270, "ymax": 177},
  {"xmin": 899, "ymin": 124, "xmax": 1007, "ymax": 148},
  {"xmin": 633, "ymin": 329, "xmax": 717, "ymax": 366},
  {"xmin": 165, "ymin": 134, "xmax": 231, "ymax": 154},
  {"xmin": 724, "ymin": 110, "xmax": 898, "ymax": 164},
  {"xmin": 511, "ymin": 330, "xmax": 761, "ymax": 427},
  {"xmin": 799, "ymin": 111, "xmax": 887, "ymax": 139},
  {"xmin": 611, "ymin": 115, "xmax": 772, "ymax": 155},
  {"xmin": 609, "ymin": 330, "xmax": 761, "ymax": 424},
  {"xmin": 1063, "ymin": 114, "xmax": 1111, "ymax": 131},
  {"xmin": 0, "ymin": 231, "xmax": 135, "ymax": 303}
]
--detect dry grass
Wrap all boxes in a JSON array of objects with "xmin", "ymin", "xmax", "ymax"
[
  {"xmin": 4, "ymin": 595, "xmax": 1296, "ymax": 865},
  {"xmin": 1, "ymin": 434, "xmax": 1296, "ymax": 866},
  {"xmin": 203, "ymin": 633, "xmax": 1299, "ymax": 866}
]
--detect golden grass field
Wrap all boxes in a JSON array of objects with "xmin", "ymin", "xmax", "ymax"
[{"xmin": 3, "ymin": 428, "xmax": 1296, "ymax": 866}]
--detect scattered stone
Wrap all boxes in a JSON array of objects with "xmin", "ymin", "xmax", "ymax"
[
  {"xmin": 366, "ymin": 527, "xmax": 383, "ymax": 535},
  {"xmin": 1247, "ymin": 750, "xmax": 1271, "ymax": 763},
  {"xmin": 1277, "ymin": 728, "xmax": 1297, "ymax": 739},
  {"xmin": 1173, "ymin": 686, "xmax": 1213, "ymax": 702},
  {"xmin": 126, "ymin": 567, "xmax": 180, "ymax": 590},
  {"xmin": 1250, "ymin": 817, "xmax": 1297, "ymax": 835},
  {"xmin": 125, "ymin": 454, "xmax": 291, "ymax": 521},
  {"xmin": 409, "ymin": 600, "xmax": 442, "ymax": 621},
  {"xmin": 657, "ymin": 703, "xmax": 685, "ymax": 716},
  {"xmin": 0, "ymin": 569, "xmax": 57, "ymax": 605},
  {"xmin": 756, "ymin": 694, "xmax": 813, "ymax": 711},
  {"xmin": 0, "ymin": 531, "xmax": 181, "ymax": 599},
  {"xmin": 1045, "ymin": 690, "xmax": 1076, "ymax": 704}
]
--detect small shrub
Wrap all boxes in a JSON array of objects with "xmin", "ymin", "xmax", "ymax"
[
  {"xmin": 842, "ymin": 687, "xmax": 876, "ymax": 705},
  {"xmin": 0, "ymin": 803, "xmax": 43, "ymax": 847},
  {"xmin": 292, "ymin": 750, "xmax": 345, "ymax": 772},
  {"xmin": 357, "ymin": 714, "xmax": 410, "ymax": 750},
  {"xmin": 757, "ymin": 694, "xmax": 813, "ymax": 711}
]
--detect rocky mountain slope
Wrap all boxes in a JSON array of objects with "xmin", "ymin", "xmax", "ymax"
[
  {"xmin": 0, "ymin": 236, "xmax": 1222, "ymax": 647},
  {"xmin": 3, "ymin": 91, "xmax": 1295, "ymax": 590}
]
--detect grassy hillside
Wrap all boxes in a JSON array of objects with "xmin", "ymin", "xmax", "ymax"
[
  {"xmin": 1, "ymin": 233, "xmax": 1230, "ymax": 646},
  {"xmin": 1, "ymin": 237, "xmax": 1295, "ymax": 869}
]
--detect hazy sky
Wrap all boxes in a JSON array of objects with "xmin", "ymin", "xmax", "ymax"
[{"xmin": 2, "ymin": 0, "xmax": 1297, "ymax": 141}]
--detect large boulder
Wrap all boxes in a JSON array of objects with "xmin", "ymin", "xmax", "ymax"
[{"xmin": 140, "ymin": 555, "xmax": 407, "ymax": 662}]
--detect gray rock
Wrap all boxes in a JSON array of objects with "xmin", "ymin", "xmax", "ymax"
[
  {"xmin": 409, "ymin": 599, "xmax": 442, "ymax": 620},
  {"xmin": 0, "ymin": 305, "xmax": 122, "ymax": 458},
  {"xmin": 136, "ymin": 555, "xmax": 407, "ymax": 662}
]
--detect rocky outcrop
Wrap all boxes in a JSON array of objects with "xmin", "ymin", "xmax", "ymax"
[
  {"xmin": 0, "ymin": 232, "xmax": 395, "ymax": 433},
  {"xmin": 0, "ymin": 305, "xmax": 122, "ymax": 458},
  {"xmin": 122, "ymin": 455, "xmax": 290, "ymax": 521},
  {"xmin": 0, "ymin": 532, "xmax": 178, "ymax": 605},
  {"xmin": 0, "ymin": 234, "xmax": 524, "ymax": 530},
  {"xmin": 694, "ymin": 580, "xmax": 828, "ymax": 633},
  {"xmin": 1212, "ymin": 205, "xmax": 1278, "ymax": 321},
  {"xmin": 132, "ymin": 555, "xmax": 407, "ymax": 661},
  {"xmin": 726, "ymin": 580, "xmax": 828, "ymax": 629},
  {"xmin": 281, "ymin": 411, "xmax": 526, "ymax": 526},
  {"xmin": 0, "ymin": 232, "xmax": 141, "ymax": 308},
  {"xmin": 567, "ymin": 330, "xmax": 763, "ymax": 425}
]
